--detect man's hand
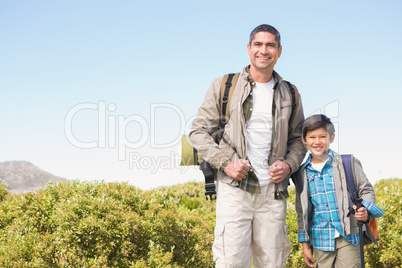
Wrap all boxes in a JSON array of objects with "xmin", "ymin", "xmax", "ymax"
[
  {"xmin": 353, "ymin": 205, "xmax": 369, "ymax": 222},
  {"xmin": 224, "ymin": 159, "xmax": 251, "ymax": 181},
  {"xmin": 269, "ymin": 160, "xmax": 291, "ymax": 183},
  {"xmin": 302, "ymin": 242, "xmax": 315, "ymax": 268}
]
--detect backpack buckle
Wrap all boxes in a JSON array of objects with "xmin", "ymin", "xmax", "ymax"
[
  {"xmin": 225, "ymin": 81, "xmax": 233, "ymax": 88},
  {"xmin": 205, "ymin": 182, "xmax": 216, "ymax": 201}
]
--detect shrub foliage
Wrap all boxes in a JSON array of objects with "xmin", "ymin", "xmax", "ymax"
[
  {"xmin": 0, "ymin": 178, "xmax": 400, "ymax": 267},
  {"xmin": 0, "ymin": 181, "xmax": 214, "ymax": 267}
]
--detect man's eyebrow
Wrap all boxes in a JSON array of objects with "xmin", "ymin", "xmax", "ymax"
[{"xmin": 252, "ymin": 41, "xmax": 277, "ymax": 47}]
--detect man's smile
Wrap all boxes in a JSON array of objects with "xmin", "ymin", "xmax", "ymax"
[{"xmin": 256, "ymin": 55, "xmax": 270, "ymax": 60}]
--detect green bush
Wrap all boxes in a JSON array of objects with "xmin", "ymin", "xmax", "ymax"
[
  {"xmin": 286, "ymin": 186, "xmax": 306, "ymax": 267},
  {"xmin": 0, "ymin": 182, "xmax": 8, "ymax": 202},
  {"xmin": 365, "ymin": 178, "xmax": 402, "ymax": 267},
  {"xmin": 0, "ymin": 181, "xmax": 214, "ymax": 267},
  {"xmin": 0, "ymin": 178, "xmax": 400, "ymax": 267}
]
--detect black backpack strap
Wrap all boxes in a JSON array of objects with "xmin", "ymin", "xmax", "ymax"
[
  {"xmin": 220, "ymin": 73, "xmax": 239, "ymax": 129},
  {"xmin": 193, "ymin": 146, "xmax": 199, "ymax": 166},
  {"xmin": 202, "ymin": 73, "xmax": 239, "ymax": 201},
  {"xmin": 220, "ymin": 73, "xmax": 234, "ymax": 127},
  {"xmin": 284, "ymin": 81, "xmax": 296, "ymax": 123},
  {"xmin": 201, "ymin": 160, "xmax": 216, "ymax": 200}
]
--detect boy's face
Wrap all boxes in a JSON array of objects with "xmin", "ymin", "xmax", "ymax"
[{"xmin": 302, "ymin": 127, "xmax": 335, "ymax": 163}]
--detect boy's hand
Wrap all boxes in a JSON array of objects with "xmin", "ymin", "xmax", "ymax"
[
  {"xmin": 353, "ymin": 205, "xmax": 369, "ymax": 222},
  {"xmin": 224, "ymin": 159, "xmax": 251, "ymax": 181},
  {"xmin": 302, "ymin": 242, "xmax": 315, "ymax": 268},
  {"xmin": 269, "ymin": 160, "xmax": 291, "ymax": 183}
]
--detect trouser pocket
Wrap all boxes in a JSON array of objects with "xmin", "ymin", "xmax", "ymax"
[
  {"xmin": 282, "ymin": 224, "xmax": 291, "ymax": 264},
  {"xmin": 212, "ymin": 224, "xmax": 225, "ymax": 263}
]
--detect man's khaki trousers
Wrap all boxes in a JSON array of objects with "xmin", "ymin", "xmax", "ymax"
[{"xmin": 213, "ymin": 181, "xmax": 291, "ymax": 268}]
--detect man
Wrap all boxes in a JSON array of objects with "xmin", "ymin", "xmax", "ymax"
[{"xmin": 189, "ymin": 24, "xmax": 306, "ymax": 267}]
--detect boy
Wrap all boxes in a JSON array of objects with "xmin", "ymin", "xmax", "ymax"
[{"xmin": 295, "ymin": 114, "xmax": 384, "ymax": 267}]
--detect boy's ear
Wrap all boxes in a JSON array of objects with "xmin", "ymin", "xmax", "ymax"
[
  {"xmin": 330, "ymin": 134, "xmax": 336, "ymax": 143},
  {"xmin": 301, "ymin": 135, "xmax": 306, "ymax": 144}
]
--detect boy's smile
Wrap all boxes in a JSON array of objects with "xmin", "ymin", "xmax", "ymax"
[{"xmin": 302, "ymin": 127, "xmax": 335, "ymax": 164}]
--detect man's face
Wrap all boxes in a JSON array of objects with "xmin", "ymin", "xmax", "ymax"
[{"xmin": 247, "ymin": 31, "xmax": 282, "ymax": 73}]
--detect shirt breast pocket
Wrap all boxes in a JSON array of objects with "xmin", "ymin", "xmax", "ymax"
[
  {"xmin": 280, "ymin": 101, "xmax": 292, "ymax": 119},
  {"xmin": 307, "ymin": 175, "xmax": 317, "ymax": 195}
]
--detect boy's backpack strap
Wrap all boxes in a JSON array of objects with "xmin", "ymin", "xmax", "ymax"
[
  {"xmin": 291, "ymin": 167, "xmax": 304, "ymax": 194},
  {"xmin": 341, "ymin": 154, "xmax": 381, "ymax": 245},
  {"xmin": 219, "ymin": 73, "xmax": 240, "ymax": 128},
  {"xmin": 341, "ymin": 154, "xmax": 357, "ymax": 201}
]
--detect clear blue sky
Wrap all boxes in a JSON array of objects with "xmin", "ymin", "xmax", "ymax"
[{"xmin": 1, "ymin": 0, "xmax": 401, "ymax": 189}]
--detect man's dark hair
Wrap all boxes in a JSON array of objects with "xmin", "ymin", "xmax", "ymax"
[
  {"xmin": 249, "ymin": 24, "xmax": 281, "ymax": 47},
  {"xmin": 302, "ymin": 114, "xmax": 335, "ymax": 140}
]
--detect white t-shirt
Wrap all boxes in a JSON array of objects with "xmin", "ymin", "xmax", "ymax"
[
  {"xmin": 246, "ymin": 78, "xmax": 275, "ymax": 186},
  {"xmin": 311, "ymin": 161, "xmax": 327, "ymax": 173}
]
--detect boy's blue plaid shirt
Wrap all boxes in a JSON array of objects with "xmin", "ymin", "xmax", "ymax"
[{"xmin": 298, "ymin": 150, "xmax": 384, "ymax": 251}]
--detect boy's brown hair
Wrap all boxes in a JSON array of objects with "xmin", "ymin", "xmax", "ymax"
[{"xmin": 302, "ymin": 114, "xmax": 335, "ymax": 140}]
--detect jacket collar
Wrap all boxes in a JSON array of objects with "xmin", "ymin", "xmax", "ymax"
[
  {"xmin": 241, "ymin": 66, "xmax": 286, "ymax": 100},
  {"xmin": 302, "ymin": 149, "xmax": 334, "ymax": 168},
  {"xmin": 242, "ymin": 65, "xmax": 283, "ymax": 85}
]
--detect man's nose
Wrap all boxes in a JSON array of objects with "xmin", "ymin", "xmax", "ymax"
[{"xmin": 261, "ymin": 45, "xmax": 268, "ymax": 54}]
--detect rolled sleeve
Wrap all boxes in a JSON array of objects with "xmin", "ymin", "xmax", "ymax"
[
  {"xmin": 298, "ymin": 230, "xmax": 309, "ymax": 243},
  {"xmin": 362, "ymin": 200, "xmax": 385, "ymax": 218}
]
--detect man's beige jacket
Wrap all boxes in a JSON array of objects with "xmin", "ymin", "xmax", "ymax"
[{"xmin": 190, "ymin": 66, "xmax": 306, "ymax": 194}]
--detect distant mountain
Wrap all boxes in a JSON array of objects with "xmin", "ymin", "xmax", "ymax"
[{"xmin": 0, "ymin": 161, "xmax": 68, "ymax": 194}]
